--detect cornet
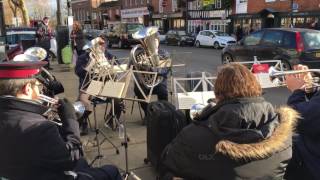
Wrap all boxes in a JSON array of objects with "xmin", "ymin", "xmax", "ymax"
[
  {"xmin": 38, "ymin": 94, "xmax": 86, "ymax": 125},
  {"xmin": 268, "ymin": 66, "xmax": 320, "ymax": 88}
]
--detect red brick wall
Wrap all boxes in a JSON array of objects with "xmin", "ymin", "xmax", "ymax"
[
  {"xmin": 247, "ymin": 0, "xmax": 320, "ymax": 14},
  {"xmin": 151, "ymin": 0, "xmax": 174, "ymax": 14}
]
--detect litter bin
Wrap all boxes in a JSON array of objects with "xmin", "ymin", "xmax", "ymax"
[{"xmin": 56, "ymin": 26, "xmax": 69, "ymax": 64}]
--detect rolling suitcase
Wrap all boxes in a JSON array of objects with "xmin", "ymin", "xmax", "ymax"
[{"xmin": 145, "ymin": 100, "xmax": 187, "ymax": 169}]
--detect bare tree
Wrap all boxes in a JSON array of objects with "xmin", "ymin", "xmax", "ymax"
[{"xmin": 7, "ymin": 0, "xmax": 29, "ymax": 26}]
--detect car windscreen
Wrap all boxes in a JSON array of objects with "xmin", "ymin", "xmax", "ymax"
[
  {"xmin": 177, "ymin": 31, "xmax": 186, "ymax": 36},
  {"xmin": 6, "ymin": 34, "xmax": 35, "ymax": 45},
  {"xmin": 127, "ymin": 24, "xmax": 144, "ymax": 34},
  {"xmin": 215, "ymin": 31, "xmax": 229, "ymax": 36},
  {"xmin": 302, "ymin": 32, "xmax": 320, "ymax": 50}
]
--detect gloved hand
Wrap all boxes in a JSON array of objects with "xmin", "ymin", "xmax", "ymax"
[{"xmin": 58, "ymin": 98, "xmax": 77, "ymax": 123}]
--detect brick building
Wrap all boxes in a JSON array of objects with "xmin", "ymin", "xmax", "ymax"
[
  {"xmin": 231, "ymin": 0, "xmax": 320, "ymax": 34},
  {"xmin": 71, "ymin": 0, "xmax": 103, "ymax": 29},
  {"xmin": 98, "ymin": 1, "xmax": 121, "ymax": 29}
]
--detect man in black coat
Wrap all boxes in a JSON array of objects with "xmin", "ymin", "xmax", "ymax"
[
  {"xmin": 0, "ymin": 61, "xmax": 122, "ymax": 180},
  {"xmin": 284, "ymin": 65, "xmax": 320, "ymax": 180}
]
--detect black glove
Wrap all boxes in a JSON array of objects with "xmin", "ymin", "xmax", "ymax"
[
  {"xmin": 58, "ymin": 98, "xmax": 77, "ymax": 122},
  {"xmin": 57, "ymin": 98, "xmax": 80, "ymax": 138}
]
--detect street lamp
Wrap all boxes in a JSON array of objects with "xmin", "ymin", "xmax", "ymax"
[
  {"xmin": 0, "ymin": 0, "xmax": 5, "ymax": 37},
  {"xmin": 290, "ymin": 0, "xmax": 293, "ymax": 27}
]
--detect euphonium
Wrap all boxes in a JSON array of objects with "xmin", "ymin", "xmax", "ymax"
[{"xmin": 130, "ymin": 26, "xmax": 166, "ymax": 89}]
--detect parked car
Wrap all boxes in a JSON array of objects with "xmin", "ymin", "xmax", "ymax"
[
  {"xmin": 83, "ymin": 29, "xmax": 103, "ymax": 40},
  {"xmin": 195, "ymin": 30, "xmax": 236, "ymax": 49},
  {"xmin": 106, "ymin": 23, "xmax": 144, "ymax": 48},
  {"xmin": 165, "ymin": 30, "xmax": 195, "ymax": 46},
  {"xmin": 5, "ymin": 27, "xmax": 57, "ymax": 61},
  {"xmin": 222, "ymin": 28, "xmax": 320, "ymax": 70},
  {"xmin": 159, "ymin": 31, "xmax": 166, "ymax": 44}
]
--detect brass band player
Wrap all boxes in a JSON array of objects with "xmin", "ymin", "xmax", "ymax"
[
  {"xmin": 75, "ymin": 37, "xmax": 123, "ymax": 134},
  {"xmin": 0, "ymin": 60, "xmax": 122, "ymax": 180}
]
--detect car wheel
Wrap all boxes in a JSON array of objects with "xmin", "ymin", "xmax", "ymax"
[
  {"xmin": 222, "ymin": 53, "xmax": 233, "ymax": 64},
  {"xmin": 118, "ymin": 40, "xmax": 123, "ymax": 48},
  {"xmin": 214, "ymin": 42, "xmax": 220, "ymax": 49},
  {"xmin": 195, "ymin": 41, "xmax": 200, "ymax": 48},
  {"xmin": 281, "ymin": 60, "xmax": 291, "ymax": 71}
]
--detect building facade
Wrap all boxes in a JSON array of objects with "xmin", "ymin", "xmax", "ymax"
[
  {"xmin": 71, "ymin": 0, "xmax": 103, "ymax": 29},
  {"xmin": 120, "ymin": 0, "xmax": 150, "ymax": 25},
  {"xmin": 98, "ymin": 1, "xmax": 121, "ymax": 29},
  {"xmin": 231, "ymin": 0, "xmax": 320, "ymax": 35},
  {"xmin": 186, "ymin": 0, "xmax": 229, "ymax": 34},
  {"xmin": 151, "ymin": 0, "xmax": 186, "ymax": 33}
]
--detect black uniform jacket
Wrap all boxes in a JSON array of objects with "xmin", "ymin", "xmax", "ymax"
[
  {"xmin": 161, "ymin": 97, "xmax": 298, "ymax": 180},
  {"xmin": 0, "ymin": 96, "xmax": 82, "ymax": 180}
]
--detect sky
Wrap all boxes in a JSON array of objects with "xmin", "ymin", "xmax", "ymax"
[{"xmin": 26, "ymin": 0, "xmax": 67, "ymax": 17}]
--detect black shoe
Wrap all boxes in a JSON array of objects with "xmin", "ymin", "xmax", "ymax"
[{"xmin": 80, "ymin": 123, "xmax": 89, "ymax": 136}]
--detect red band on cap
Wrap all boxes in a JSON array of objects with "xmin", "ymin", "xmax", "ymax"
[{"xmin": 0, "ymin": 69, "xmax": 40, "ymax": 78}]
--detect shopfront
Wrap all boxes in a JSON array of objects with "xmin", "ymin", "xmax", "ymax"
[
  {"xmin": 278, "ymin": 11, "xmax": 320, "ymax": 28},
  {"xmin": 152, "ymin": 12, "xmax": 185, "ymax": 33},
  {"xmin": 187, "ymin": 10, "xmax": 229, "ymax": 34},
  {"xmin": 121, "ymin": 7, "xmax": 150, "ymax": 25}
]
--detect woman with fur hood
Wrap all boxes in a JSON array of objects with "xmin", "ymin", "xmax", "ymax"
[{"xmin": 160, "ymin": 63, "xmax": 298, "ymax": 180}]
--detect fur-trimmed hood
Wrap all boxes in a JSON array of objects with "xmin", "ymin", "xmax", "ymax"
[
  {"xmin": 216, "ymin": 106, "xmax": 298, "ymax": 160},
  {"xmin": 199, "ymin": 97, "xmax": 299, "ymax": 161}
]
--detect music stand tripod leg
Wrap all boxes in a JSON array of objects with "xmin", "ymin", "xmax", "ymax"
[
  {"xmin": 120, "ymin": 110, "xmax": 141, "ymax": 180},
  {"xmin": 90, "ymin": 102, "xmax": 103, "ymax": 167}
]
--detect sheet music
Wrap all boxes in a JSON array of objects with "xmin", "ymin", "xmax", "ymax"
[
  {"xmin": 100, "ymin": 81, "xmax": 126, "ymax": 98},
  {"xmin": 177, "ymin": 91, "xmax": 215, "ymax": 109},
  {"xmin": 85, "ymin": 80, "xmax": 104, "ymax": 96}
]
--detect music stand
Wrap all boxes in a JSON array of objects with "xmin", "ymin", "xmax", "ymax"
[
  {"xmin": 173, "ymin": 72, "xmax": 216, "ymax": 110},
  {"xmin": 80, "ymin": 57, "xmax": 130, "ymax": 166},
  {"xmin": 82, "ymin": 61, "xmax": 158, "ymax": 179}
]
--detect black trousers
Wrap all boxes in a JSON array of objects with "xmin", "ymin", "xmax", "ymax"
[
  {"xmin": 74, "ymin": 158, "xmax": 122, "ymax": 180},
  {"xmin": 134, "ymin": 80, "xmax": 168, "ymax": 115}
]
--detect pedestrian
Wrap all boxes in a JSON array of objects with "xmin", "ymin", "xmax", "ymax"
[
  {"xmin": 284, "ymin": 64, "xmax": 320, "ymax": 180},
  {"xmin": 196, "ymin": 25, "xmax": 201, "ymax": 35},
  {"xmin": 0, "ymin": 60, "xmax": 122, "ymax": 180},
  {"xmin": 160, "ymin": 63, "xmax": 298, "ymax": 180},
  {"xmin": 71, "ymin": 21, "xmax": 85, "ymax": 56},
  {"xmin": 36, "ymin": 16, "xmax": 52, "ymax": 70},
  {"xmin": 236, "ymin": 25, "xmax": 244, "ymax": 41}
]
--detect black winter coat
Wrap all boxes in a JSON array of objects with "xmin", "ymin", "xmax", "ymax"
[
  {"xmin": 287, "ymin": 89, "xmax": 320, "ymax": 179},
  {"xmin": 161, "ymin": 97, "xmax": 298, "ymax": 180},
  {"xmin": 0, "ymin": 96, "xmax": 82, "ymax": 180}
]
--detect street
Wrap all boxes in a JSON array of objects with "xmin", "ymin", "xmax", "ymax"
[{"xmin": 109, "ymin": 44, "xmax": 292, "ymax": 107}]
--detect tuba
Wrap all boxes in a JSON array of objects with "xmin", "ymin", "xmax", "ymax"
[{"xmin": 130, "ymin": 26, "xmax": 168, "ymax": 89}]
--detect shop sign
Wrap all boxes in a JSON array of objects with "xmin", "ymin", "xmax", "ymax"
[
  {"xmin": 121, "ymin": 7, "xmax": 149, "ymax": 18},
  {"xmin": 203, "ymin": 0, "xmax": 214, "ymax": 7},
  {"xmin": 188, "ymin": 10, "xmax": 225, "ymax": 19}
]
